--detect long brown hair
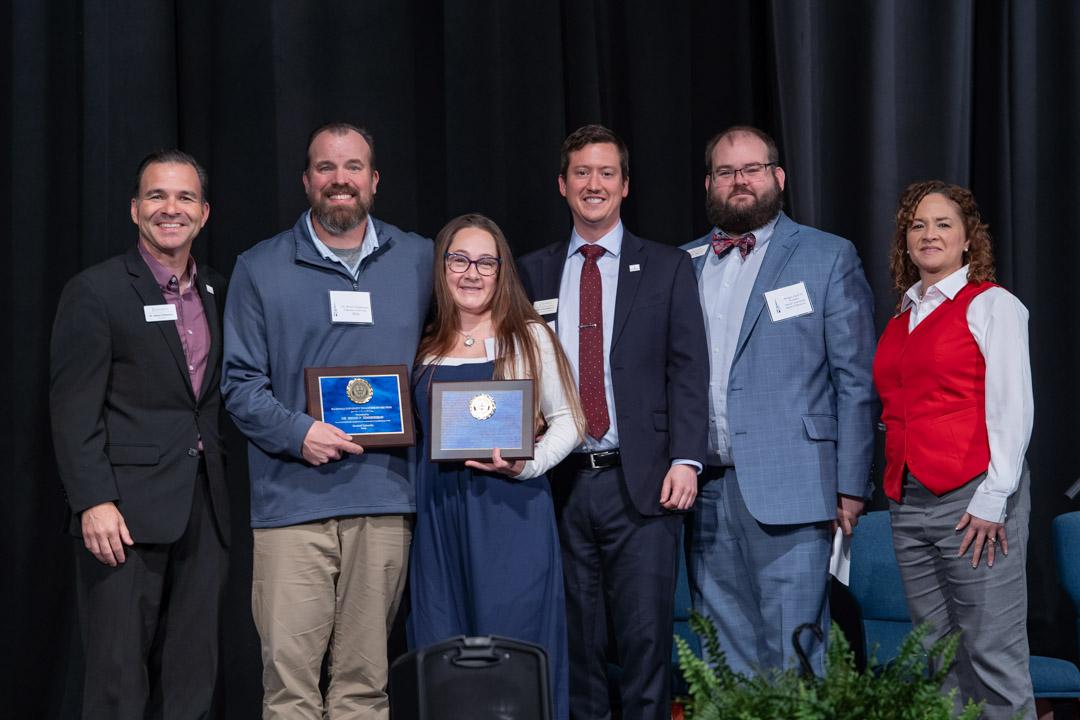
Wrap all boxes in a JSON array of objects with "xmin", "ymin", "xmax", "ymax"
[
  {"xmin": 417, "ymin": 214, "xmax": 586, "ymax": 437},
  {"xmin": 889, "ymin": 180, "xmax": 996, "ymax": 309}
]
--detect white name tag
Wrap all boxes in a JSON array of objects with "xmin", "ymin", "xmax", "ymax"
[
  {"xmin": 144, "ymin": 304, "xmax": 178, "ymax": 322},
  {"xmin": 764, "ymin": 282, "xmax": 814, "ymax": 321},
  {"xmin": 687, "ymin": 244, "xmax": 709, "ymax": 258},
  {"xmin": 533, "ymin": 298, "xmax": 558, "ymax": 316},
  {"xmin": 329, "ymin": 290, "xmax": 373, "ymax": 324}
]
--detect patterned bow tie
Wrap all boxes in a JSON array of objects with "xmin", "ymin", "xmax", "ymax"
[{"xmin": 711, "ymin": 231, "xmax": 756, "ymax": 259}]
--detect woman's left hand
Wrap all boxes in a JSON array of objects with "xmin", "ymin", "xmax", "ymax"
[
  {"xmin": 465, "ymin": 448, "xmax": 525, "ymax": 478},
  {"xmin": 956, "ymin": 512, "xmax": 1008, "ymax": 568}
]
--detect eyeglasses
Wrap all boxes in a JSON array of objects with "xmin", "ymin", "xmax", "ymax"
[
  {"xmin": 445, "ymin": 252, "xmax": 501, "ymax": 276},
  {"xmin": 709, "ymin": 162, "xmax": 776, "ymax": 185}
]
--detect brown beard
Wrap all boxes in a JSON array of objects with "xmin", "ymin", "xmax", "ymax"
[
  {"xmin": 311, "ymin": 185, "xmax": 373, "ymax": 235},
  {"xmin": 706, "ymin": 180, "xmax": 784, "ymax": 235}
]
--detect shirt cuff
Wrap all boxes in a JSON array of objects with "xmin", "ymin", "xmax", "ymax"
[
  {"xmin": 965, "ymin": 488, "xmax": 1008, "ymax": 524},
  {"xmin": 672, "ymin": 459, "xmax": 703, "ymax": 474}
]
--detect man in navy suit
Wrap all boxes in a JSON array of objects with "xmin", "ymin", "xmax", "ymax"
[
  {"xmin": 680, "ymin": 126, "xmax": 875, "ymax": 676},
  {"xmin": 517, "ymin": 124, "xmax": 708, "ymax": 720}
]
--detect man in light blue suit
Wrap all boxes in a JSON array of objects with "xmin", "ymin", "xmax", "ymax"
[{"xmin": 680, "ymin": 126, "xmax": 875, "ymax": 676}]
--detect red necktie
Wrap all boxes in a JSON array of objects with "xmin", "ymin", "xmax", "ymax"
[
  {"xmin": 578, "ymin": 244, "xmax": 610, "ymax": 441},
  {"xmin": 711, "ymin": 231, "xmax": 756, "ymax": 259}
]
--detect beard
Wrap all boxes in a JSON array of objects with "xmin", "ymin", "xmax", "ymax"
[
  {"xmin": 706, "ymin": 180, "xmax": 784, "ymax": 235},
  {"xmin": 311, "ymin": 184, "xmax": 373, "ymax": 235}
]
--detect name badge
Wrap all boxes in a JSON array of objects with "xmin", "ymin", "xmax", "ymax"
[
  {"xmin": 533, "ymin": 298, "xmax": 558, "ymax": 316},
  {"xmin": 764, "ymin": 282, "xmax": 813, "ymax": 321},
  {"xmin": 687, "ymin": 244, "xmax": 709, "ymax": 258},
  {"xmin": 329, "ymin": 290, "xmax": 373, "ymax": 324},
  {"xmin": 144, "ymin": 304, "xmax": 178, "ymax": 322}
]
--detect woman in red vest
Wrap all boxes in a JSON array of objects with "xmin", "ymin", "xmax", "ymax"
[{"xmin": 873, "ymin": 181, "xmax": 1034, "ymax": 719}]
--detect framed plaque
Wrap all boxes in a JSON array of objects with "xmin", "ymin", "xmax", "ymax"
[
  {"xmin": 429, "ymin": 379, "xmax": 535, "ymax": 462},
  {"xmin": 304, "ymin": 364, "xmax": 415, "ymax": 447}
]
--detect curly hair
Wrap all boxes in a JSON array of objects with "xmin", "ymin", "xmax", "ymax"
[{"xmin": 888, "ymin": 180, "xmax": 996, "ymax": 309}]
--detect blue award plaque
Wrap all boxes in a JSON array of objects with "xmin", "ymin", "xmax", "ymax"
[
  {"xmin": 429, "ymin": 379, "xmax": 535, "ymax": 462},
  {"xmin": 304, "ymin": 364, "xmax": 414, "ymax": 447}
]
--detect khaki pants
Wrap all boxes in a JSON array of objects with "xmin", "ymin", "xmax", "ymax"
[{"xmin": 252, "ymin": 515, "xmax": 412, "ymax": 720}]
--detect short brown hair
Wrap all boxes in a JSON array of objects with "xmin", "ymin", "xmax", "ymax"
[
  {"xmin": 703, "ymin": 126, "xmax": 780, "ymax": 172},
  {"xmin": 889, "ymin": 180, "xmax": 996, "ymax": 308},
  {"xmin": 305, "ymin": 122, "xmax": 377, "ymax": 171},
  {"xmin": 559, "ymin": 124, "xmax": 629, "ymax": 179}
]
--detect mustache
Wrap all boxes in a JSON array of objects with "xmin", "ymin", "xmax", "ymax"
[{"xmin": 323, "ymin": 184, "xmax": 357, "ymax": 197}]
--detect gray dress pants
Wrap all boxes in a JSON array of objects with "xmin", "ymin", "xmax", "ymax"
[{"xmin": 889, "ymin": 466, "xmax": 1033, "ymax": 720}]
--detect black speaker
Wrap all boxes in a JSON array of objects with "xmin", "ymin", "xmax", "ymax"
[{"xmin": 389, "ymin": 635, "xmax": 552, "ymax": 720}]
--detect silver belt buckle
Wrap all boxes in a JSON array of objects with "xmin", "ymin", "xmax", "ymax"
[{"xmin": 589, "ymin": 452, "xmax": 602, "ymax": 469}]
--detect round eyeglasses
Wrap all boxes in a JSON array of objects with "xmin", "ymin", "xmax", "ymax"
[{"xmin": 445, "ymin": 252, "xmax": 501, "ymax": 276}]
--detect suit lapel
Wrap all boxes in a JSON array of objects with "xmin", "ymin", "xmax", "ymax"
[
  {"xmin": 539, "ymin": 240, "xmax": 570, "ymax": 332},
  {"xmin": 732, "ymin": 214, "xmax": 800, "ymax": 364},
  {"xmin": 125, "ymin": 248, "xmax": 196, "ymax": 399},
  {"xmin": 195, "ymin": 276, "xmax": 220, "ymax": 402},
  {"xmin": 611, "ymin": 232, "xmax": 645, "ymax": 349},
  {"xmin": 689, "ymin": 233, "xmax": 711, "ymax": 279}
]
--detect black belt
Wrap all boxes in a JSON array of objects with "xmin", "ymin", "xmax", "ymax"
[{"xmin": 565, "ymin": 449, "xmax": 621, "ymax": 470}]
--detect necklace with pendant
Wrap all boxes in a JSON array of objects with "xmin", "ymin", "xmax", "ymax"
[
  {"xmin": 457, "ymin": 328, "xmax": 480, "ymax": 347},
  {"xmin": 457, "ymin": 320, "xmax": 490, "ymax": 348}
]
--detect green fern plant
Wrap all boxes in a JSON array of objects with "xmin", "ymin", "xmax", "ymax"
[{"xmin": 675, "ymin": 613, "xmax": 982, "ymax": 719}]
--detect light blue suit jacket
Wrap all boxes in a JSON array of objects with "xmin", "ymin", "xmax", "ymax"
[{"xmin": 681, "ymin": 212, "xmax": 876, "ymax": 525}]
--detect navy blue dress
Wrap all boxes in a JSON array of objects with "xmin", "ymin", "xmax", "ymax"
[{"xmin": 410, "ymin": 360, "xmax": 568, "ymax": 719}]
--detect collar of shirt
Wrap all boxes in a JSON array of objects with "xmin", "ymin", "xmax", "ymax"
[
  {"xmin": 902, "ymin": 264, "xmax": 970, "ymax": 313},
  {"xmin": 304, "ymin": 210, "xmax": 379, "ymax": 275},
  {"xmin": 138, "ymin": 242, "xmax": 198, "ymax": 290},
  {"xmin": 708, "ymin": 213, "xmax": 779, "ymax": 265},
  {"xmin": 567, "ymin": 222, "xmax": 623, "ymax": 260}
]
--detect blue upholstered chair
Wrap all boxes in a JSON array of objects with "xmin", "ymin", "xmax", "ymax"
[
  {"xmin": 1053, "ymin": 512, "xmax": 1080, "ymax": 652},
  {"xmin": 849, "ymin": 510, "xmax": 1080, "ymax": 708}
]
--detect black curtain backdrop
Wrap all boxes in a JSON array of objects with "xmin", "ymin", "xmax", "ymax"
[{"xmin": 8, "ymin": 1, "xmax": 1080, "ymax": 716}]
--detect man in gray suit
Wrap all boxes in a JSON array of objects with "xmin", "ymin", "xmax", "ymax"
[{"xmin": 680, "ymin": 126, "xmax": 875, "ymax": 675}]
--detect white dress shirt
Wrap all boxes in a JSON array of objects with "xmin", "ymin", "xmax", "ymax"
[{"xmin": 902, "ymin": 264, "xmax": 1033, "ymax": 523}]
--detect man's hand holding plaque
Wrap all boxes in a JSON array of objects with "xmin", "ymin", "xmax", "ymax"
[
  {"xmin": 302, "ymin": 421, "xmax": 365, "ymax": 466},
  {"xmin": 304, "ymin": 364, "xmax": 415, "ymax": 449}
]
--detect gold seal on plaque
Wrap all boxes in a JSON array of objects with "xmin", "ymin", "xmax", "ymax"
[
  {"xmin": 468, "ymin": 393, "xmax": 496, "ymax": 421},
  {"xmin": 346, "ymin": 377, "xmax": 374, "ymax": 404}
]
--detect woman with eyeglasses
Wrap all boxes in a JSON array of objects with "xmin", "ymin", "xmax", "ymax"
[
  {"xmin": 873, "ymin": 181, "xmax": 1034, "ymax": 718},
  {"xmin": 408, "ymin": 213, "xmax": 584, "ymax": 719}
]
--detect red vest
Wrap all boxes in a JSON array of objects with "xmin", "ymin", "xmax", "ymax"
[{"xmin": 873, "ymin": 281, "xmax": 995, "ymax": 501}]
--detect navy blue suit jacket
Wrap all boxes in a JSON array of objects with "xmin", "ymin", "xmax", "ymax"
[{"xmin": 517, "ymin": 230, "xmax": 709, "ymax": 517}]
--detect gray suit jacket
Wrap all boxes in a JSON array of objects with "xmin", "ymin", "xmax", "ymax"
[{"xmin": 681, "ymin": 212, "xmax": 876, "ymax": 525}]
